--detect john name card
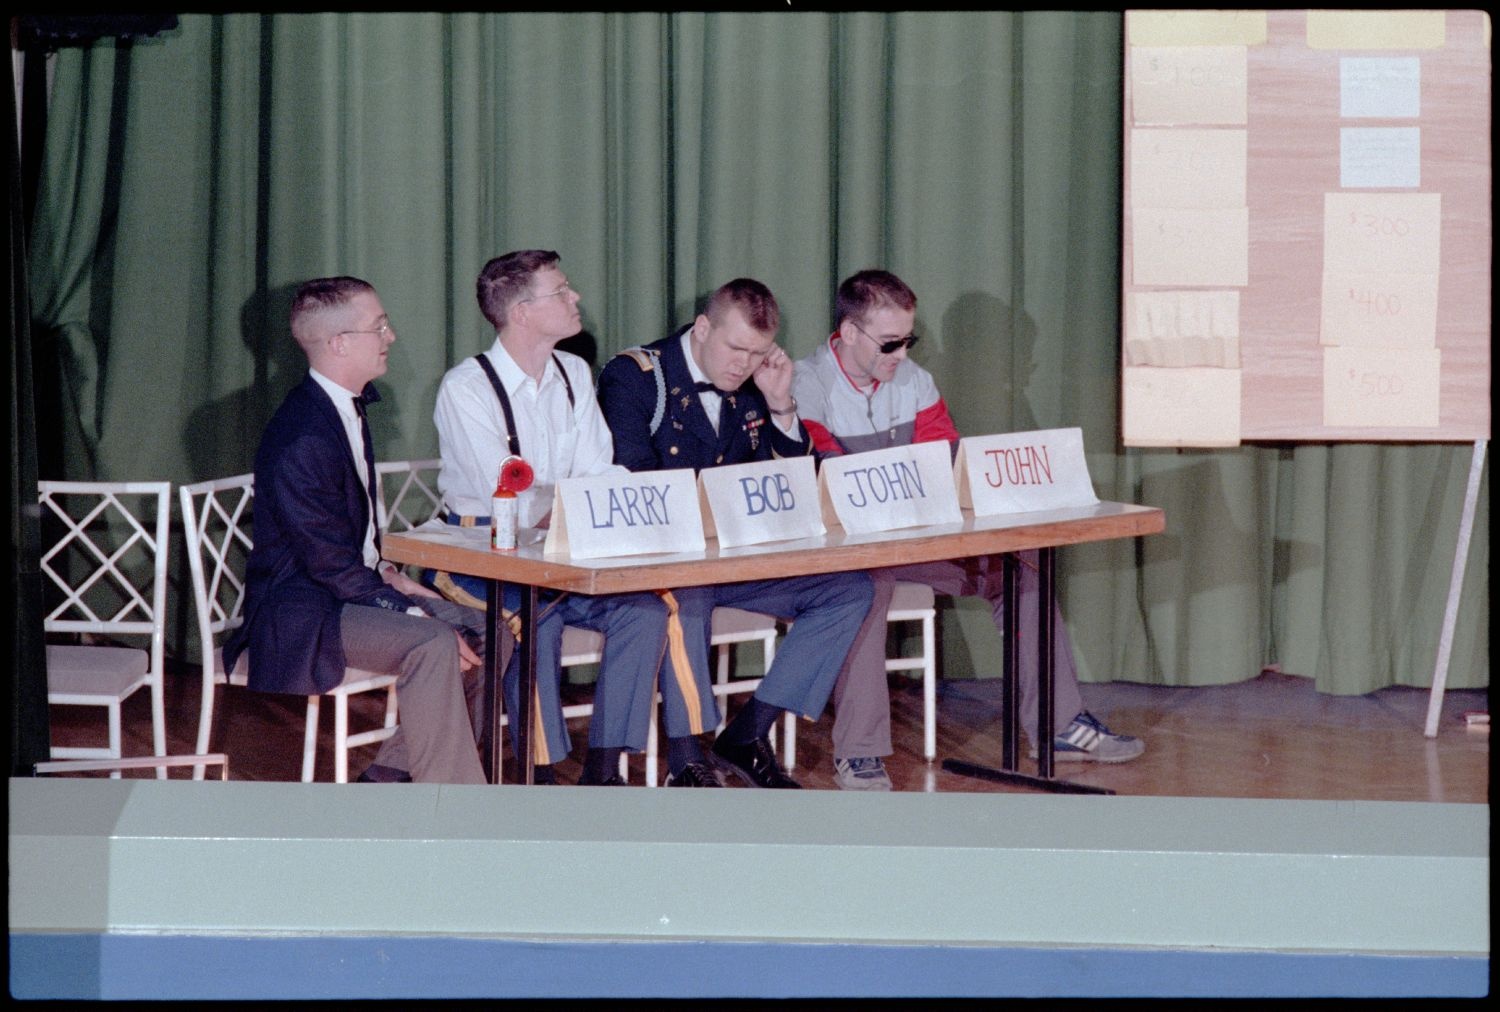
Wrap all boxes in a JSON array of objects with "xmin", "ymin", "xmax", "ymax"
[
  {"xmin": 818, "ymin": 440, "xmax": 962, "ymax": 535},
  {"xmin": 954, "ymin": 428, "xmax": 1100, "ymax": 515},
  {"xmin": 543, "ymin": 468, "xmax": 704, "ymax": 559},
  {"xmin": 698, "ymin": 455, "xmax": 825, "ymax": 549}
]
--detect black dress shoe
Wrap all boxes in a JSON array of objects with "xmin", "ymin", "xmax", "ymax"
[
  {"xmin": 712, "ymin": 736, "xmax": 801, "ymax": 789},
  {"xmin": 578, "ymin": 772, "xmax": 627, "ymax": 786},
  {"xmin": 356, "ymin": 764, "xmax": 413, "ymax": 783},
  {"xmin": 664, "ymin": 759, "xmax": 726, "ymax": 787}
]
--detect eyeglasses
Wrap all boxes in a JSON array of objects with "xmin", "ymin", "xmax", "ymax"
[
  {"xmin": 338, "ymin": 320, "xmax": 393, "ymax": 339},
  {"xmin": 517, "ymin": 282, "xmax": 575, "ymax": 305},
  {"xmin": 847, "ymin": 319, "xmax": 920, "ymax": 355}
]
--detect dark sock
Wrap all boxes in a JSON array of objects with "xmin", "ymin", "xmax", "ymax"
[
  {"xmin": 582, "ymin": 746, "xmax": 622, "ymax": 784},
  {"xmin": 667, "ymin": 735, "xmax": 707, "ymax": 775},
  {"xmin": 719, "ymin": 695, "xmax": 782, "ymax": 745}
]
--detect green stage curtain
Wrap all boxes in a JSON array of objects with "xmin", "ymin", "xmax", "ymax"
[{"xmin": 27, "ymin": 12, "xmax": 1488, "ymax": 695}]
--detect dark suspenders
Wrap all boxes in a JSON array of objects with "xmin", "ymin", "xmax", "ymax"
[{"xmin": 472, "ymin": 351, "xmax": 575, "ymax": 457}]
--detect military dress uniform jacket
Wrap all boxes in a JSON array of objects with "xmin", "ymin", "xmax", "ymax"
[{"xmin": 597, "ymin": 325, "xmax": 812, "ymax": 474}]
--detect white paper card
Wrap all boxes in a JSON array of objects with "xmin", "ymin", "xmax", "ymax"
[
  {"xmin": 953, "ymin": 428, "xmax": 1100, "ymax": 515},
  {"xmin": 817, "ymin": 441, "xmax": 962, "ymax": 535},
  {"xmin": 698, "ymin": 456, "xmax": 824, "ymax": 549},
  {"xmin": 1340, "ymin": 57, "xmax": 1420, "ymax": 119},
  {"xmin": 1340, "ymin": 127, "xmax": 1421, "ymax": 189},
  {"xmin": 543, "ymin": 468, "xmax": 704, "ymax": 559}
]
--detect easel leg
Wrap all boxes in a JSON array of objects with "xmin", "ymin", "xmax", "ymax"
[{"xmin": 1424, "ymin": 440, "xmax": 1487, "ymax": 738}]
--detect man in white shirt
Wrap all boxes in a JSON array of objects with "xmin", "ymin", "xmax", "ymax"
[{"xmin": 429, "ymin": 250, "xmax": 669, "ymax": 786}]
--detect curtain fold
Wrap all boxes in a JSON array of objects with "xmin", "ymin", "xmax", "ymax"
[{"xmin": 25, "ymin": 11, "xmax": 1488, "ymax": 696}]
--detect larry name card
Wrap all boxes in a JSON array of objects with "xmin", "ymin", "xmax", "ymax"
[
  {"xmin": 818, "ymin": 440, "xmax": 962, "ymax": 535},
  {"xmin": 543, "ymin": 468, "xmax": 705, "ymax": 559},
  {"xmin": 698, "ymin": 455, "xmax": 825, "ymax": 549},
  {"xmin": 953, "ymin": 427, "xmax": 1100, "ymax": 515}
]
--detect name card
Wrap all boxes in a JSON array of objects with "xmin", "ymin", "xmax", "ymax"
[
  {"xmin": 954, "ymin": 427, "xmax": 1100, "ymax": 515},
  {"xmin": 817, "ymin": 440, "xmax": 962, "ymax": 535},
  {"xmin": 543, "ymin": 468, "xmax": 704, "ymax": 559},
  {"xmin": 698, "ymin": 456, "xmax": 825, "ymax": 549}
]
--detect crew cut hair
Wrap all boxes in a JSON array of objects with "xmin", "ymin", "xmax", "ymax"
[
  {"xmin": 289, "ymin": 276, "xmax": 375, "ymax": 341},
  {"xmin": 704, "ymin": 277, "xmax": 780, "ymax": 334}
]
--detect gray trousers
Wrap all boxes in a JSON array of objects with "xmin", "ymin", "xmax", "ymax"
[
  {"xmin": 340, "ymin": 597, "xmax": 489, "ymax": 784},
  {"xmin": 830, "ymin": 552, "xmax": 1084, "ymax": 759}
]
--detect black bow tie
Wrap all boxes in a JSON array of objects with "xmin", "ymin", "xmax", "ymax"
[
  {"xmin": 693, "ymin": 381, "xmax": 720, "ymax": 394},
  {"xmin": 354, "ymin": 384, "xmax": 381, "ymax": 416}
]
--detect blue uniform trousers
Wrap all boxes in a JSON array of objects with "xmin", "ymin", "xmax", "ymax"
[
  {"xmin": 652, "ymin": 570, "xmax": 874, "ymax": 740},
  {"xmin": 431, "ymin": 570, "xmax": 667, "ymax": 765}
]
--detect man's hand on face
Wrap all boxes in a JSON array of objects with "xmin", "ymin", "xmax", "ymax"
[{"xmin": 753, "ymin": 344, "xmax": 794, "ymax": 411}]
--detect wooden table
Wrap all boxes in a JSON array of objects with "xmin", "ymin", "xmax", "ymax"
[{"xmin": 383, "ymin": 501, "xmax": 1165, "ymax": 789}]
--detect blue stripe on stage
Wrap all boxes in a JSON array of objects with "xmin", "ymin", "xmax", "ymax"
[{"xmin": 10, "ymin": 933, "xmax": 1488, "ymax": 999}]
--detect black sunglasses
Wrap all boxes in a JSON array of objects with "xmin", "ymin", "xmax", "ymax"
[{"xmin": 849, "ymin": 320, "xmax": 921, "ymax": 355}]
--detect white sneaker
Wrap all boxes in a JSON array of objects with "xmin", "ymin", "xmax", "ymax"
[{"xmin": 834, "ymin": 756, "xmax": 893, "ymax": 790}]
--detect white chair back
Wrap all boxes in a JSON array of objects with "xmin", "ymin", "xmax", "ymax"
[
  {"xmin": 375, "ymin": 458, "xmax": 444, "ymax": 533},
  {"xmin": 179, "ymin": 471, "xmax": 398, "ymax": 782},
  {"xmin": 179, "ymin": 474, "xmax": 255, "ymax": 771},
  {"xmin": 38, "ymin": 480, "xmax": 172, "ymax": 771}
]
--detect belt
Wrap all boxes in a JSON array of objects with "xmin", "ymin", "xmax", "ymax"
[{"xmin": 441, "ymin": 510, "xmax": 487, "ymax": 527}]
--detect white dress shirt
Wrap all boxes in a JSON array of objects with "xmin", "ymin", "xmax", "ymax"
[
  {"xmin": 309, "ymin": 368, "xmax": 380, "ymax": 570},
  {"xmin": 680, "ymin": 331, "xmax": 723, "ymax": 432},
  {"xmin": 434, "ymin": 338, "xmax": 624, "ymax": 528}
]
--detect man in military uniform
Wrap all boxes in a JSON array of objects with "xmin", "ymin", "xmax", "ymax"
[{"xmin": 598, "ymin": 278, "xmax": 873, "ymax": 788}]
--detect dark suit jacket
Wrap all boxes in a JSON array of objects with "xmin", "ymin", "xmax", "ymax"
[
  {"xmin": 222, "ymin": 374, "xmax": 413, "ymax": 695},
  {"xmin": 597, "ymin": 326, "xmax": 812, "ymax": 472}
]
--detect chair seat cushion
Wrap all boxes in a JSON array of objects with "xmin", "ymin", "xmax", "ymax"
[
  {"xmin": 890, "ymin": 581, "xmax": 936, "ymax": 610},
  {"xmin": 46, "ymin": 645, "xmax": 149, "ymax": 699},
  {"xmin": 710, "ymin": 607, "xmax": 778, "ymax": 637}
]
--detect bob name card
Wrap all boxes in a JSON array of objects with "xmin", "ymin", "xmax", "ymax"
[
  {"xmin": 817, "ymin": 440, "xmax": 962, "ymax": 535},
  {"xmin": 953, "ymin": 427, "xmax": 1100, "ymax": 515},
  {"xmin": 543, "ymin": 468, "xmax": 705, "ymax": 559},
  {"xmin": 698, "ymin": 455, "xmax": 826, "ymax": 549}
]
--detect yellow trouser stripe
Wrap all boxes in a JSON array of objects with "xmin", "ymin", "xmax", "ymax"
[
  {"xmin": 657, "ymin": 590, "xmax": 705, "ymax": 735},
  {"xmin": 432, "ymin": 571, "xmax": 522, "ymax": 641}
]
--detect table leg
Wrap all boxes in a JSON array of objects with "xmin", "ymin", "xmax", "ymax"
[
  {"xmin": 482, "ymin": 579, "xmax": 502, "ymax": 784},
  {"xmin": 1001, "ymin": 552, "xmax": 1020, "ymax": 770},
  {"xmin": 1037, "ymin": 547, "xmax": 1055, "ymax": 780},
  {"xmin": 517, "ymin": 584, "xmax": 537, "ymax": 785},
  {"xmin": 941, "ymin": 548, "xmax": 1113, "ymax": 796}
]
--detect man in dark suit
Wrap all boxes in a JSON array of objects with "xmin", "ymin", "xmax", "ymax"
[
  {"xmin": 223, "ymin": 276, "xmax": 490, "ymax": 784},
  {"xmin": 598, "ymin": 278, "xmax": 873, "ymax": 788}
]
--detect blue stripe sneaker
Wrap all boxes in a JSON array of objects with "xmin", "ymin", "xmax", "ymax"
[
  {"xmin": 834, "ymin": 756, "xmax": 893, "ymax": 791},
  {"xmin": 1036, "ymin": 710, "xmax": 1145, "ymax": 764}
]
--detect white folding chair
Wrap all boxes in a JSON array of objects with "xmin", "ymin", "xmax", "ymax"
[
  {"xmin": 886, "ymin": 581, "xmax": 938, "ymax": 760},
  {"xmin": 39, "ymin": 481, "xmax": 172, "ymax": 777},
  {"xmin": 375, "ymin": 457, "xmax": 444, "ymax": 534},
  {"xmin": 180, "ymin": 474, "xmax": 399, "ymax": 783},
  {"xmin": 706, "ymin": 607, "xmax": 794, "ymax": 773}
]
